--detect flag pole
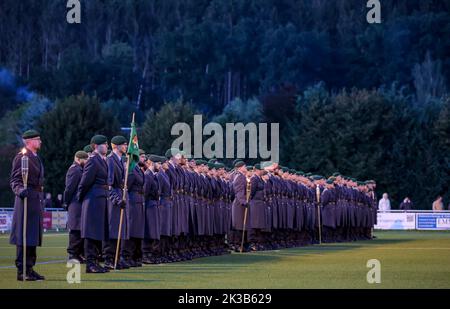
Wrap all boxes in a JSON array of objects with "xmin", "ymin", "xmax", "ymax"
[
  {"xmin": 114, "ymin": 113, "xmax": 135, "ymax": 270},
  {"xmin": 21, "ymin": 149, "xmax": 29, "ymax": 281},
  {"xmin": 316, "ymin": 184, "xmax": 322, "ymax": 244}
]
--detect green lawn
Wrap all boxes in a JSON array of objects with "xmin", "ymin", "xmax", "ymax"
[{"xmin": 0, "ymin": 230, "xmax": 449, "ymax": 289}]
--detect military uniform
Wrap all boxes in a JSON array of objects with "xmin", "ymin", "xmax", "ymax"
[
  {"xmin": 10, "ymin": 140, "xmax": 45, "ymax": 280},
  {"xmin": 103, "ymin": 151, "xmax": 129, "ymax": 269},
  {"xmin": 123, "ymin": 164, "xmax": 145, "ymax": 266},
  {"xmin": 142, "ymin": 168, "xmax": 161, "ymax": 263},
  {"xmin": 64, "ymin": 160, "xmax": 84, "ymax": 261}
]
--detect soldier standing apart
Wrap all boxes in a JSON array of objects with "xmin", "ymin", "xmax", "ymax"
[
  {"xmin": 64, "ymin": 150, "xmax": 88, "ymax": 263},
  {"xmin": 77, "ymin": 135, "xmax": 110, "ymax": 273},
  {"xmin": 10, "ymin": 130, "xmax": 45, "ymax": 281}
]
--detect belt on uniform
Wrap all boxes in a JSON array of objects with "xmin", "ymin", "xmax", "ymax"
[
  {"xmin": 130, "ymin": 190, "xmax": 144, "ymax": 195},
  {"xmin": 93, "ymin": 185, "xmax": 108, "ymax": 190},
  {"xmin": 30, "ymin": 186, "xmax": 43, "ymax": 192}
]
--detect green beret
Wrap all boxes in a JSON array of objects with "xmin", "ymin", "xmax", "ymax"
[
  {"xmin": 232, "ymin": 159, "xmax": 243, "ymax": 167},
  {"xmin": 326, "ymin": 179, "xmax": 334, "ymax": 184},
  {"xmin": 75, "ymin": 151, "xmax": 88, "ymax": 160},
  {"xmin": 234, "ymin": 160, "xmax": 245, "ymax": 168},
  {"xmin": 90, "ymin": 135, "xmax": 108, "ymax": 145},
  {"xmin": 357, "ymin": 181, "xmax": 364, "ymax": 186},
  {"xmin": 111, "ymin": 135, "xmax": 127, "ymax": 145},
  {"xmin": 332, "ymin": 172, "xmax": 341, "ymax": 177},
  {"xmin": 215, "ymin": 163, "xmax": 225, "ymax": 169},
  {"xmin": 22, "ymin": 129, "xmax": 40, "ymax": 140},
  {"xmin": 147, "ymin": 154, "xmax": 159, "ymax": 162},
  {"xmin": 207, "ymin": 162, "xmax": 216, "ymax": 169},
  {"xmin": 139, "ymin": 149, "xmax": 146, "ymax": 156},
  {"xmin": 312, "ymin": 175, "xmax": 324, "ymax": 180},
  {"xmin": 83, "ymin": 145, "xmax": 93, "ymax": 153},
  {"xmin": 165, "ymin": 148, "xmax": 180, "ymax": 159},
  {"xmin": 254, "ymin": 163, "xmax": 261, "ymax": 170},
  {"xmin": 194, "ymin": 159, "xmax": 206, "ymax": 165},
  {"xmin": 328, "ymin": 177, "xmax": 336, "ymax": 182},
  {"xmin": 246, "ymin": 165, "xmax": 254, "ymax": 171},
  {"xmin": 208, "ymin": 159, "xmax": 217, "ymax": 164},
  {"xmin": 261, "ymin": 161, "xmax": 274, "ymax": 169}
]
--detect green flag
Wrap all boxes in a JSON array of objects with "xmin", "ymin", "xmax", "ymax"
[{"xmin": 127, "ymin": 114, "xmax": 140, "ymax": 173}]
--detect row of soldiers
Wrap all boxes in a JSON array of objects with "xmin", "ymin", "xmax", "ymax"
[{"xmin": 9, "ymin": 130, "xmax": 377, "ymax": 280}]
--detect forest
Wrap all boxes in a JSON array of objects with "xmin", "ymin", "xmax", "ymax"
[{"xmin": 0, "ymin": 0, "xmax": 449, "ymax": 208}]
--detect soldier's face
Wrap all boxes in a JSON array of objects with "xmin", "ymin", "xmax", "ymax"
[
  {"xmin": 26, "ymin": 137, "xmax": 42, "ymax": 151},
  {"xmin": 97, "ymin": 143, "xmax": 108, "ymax": 155},
  {"xmin": 118, "ymin": 144, "xmax": 127, "ymax": 154},
  {"xmin": 139, "ymin": 155, "xmax": 146, "ymax": 163}
]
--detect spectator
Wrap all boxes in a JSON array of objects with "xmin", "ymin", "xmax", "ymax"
[
  {"xmin": 399, "ymin": 197, "xmax": 413, "ymax": 211},
  {"xmin": 432, "ymin": 195, "xmax": 444, "ymax": 211},
  {"xmin": 55, "ymin": 194, "xmax": 63, "ymax": 209},
  {"xmin": 43, "ymin": 193, "xmax": 53, "ymax": 209},
  {"xmin": 378, "ymin": 193, "xmax": 391, "ymax": 212}
]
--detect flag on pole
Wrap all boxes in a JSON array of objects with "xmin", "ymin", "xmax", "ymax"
[{"xmin": 127, "ymin": 113, "xmax": 140, "ymax": 173}]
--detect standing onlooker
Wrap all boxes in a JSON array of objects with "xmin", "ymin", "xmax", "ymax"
[
  {"xmin": 43, "ymin": 193, "xmax": 52, "ymax": 209},
  {"xmin": 378, "ymin": 193, "xmax": 391, "ymax": 212},
  {"xmin": 55, "ymin": 194, "xmax": 63, "ymax": 209},
  {"xmin": 432, "ymin": 195, "xmax": 444, "ymax": 211},
  {"xmin": 399, "ymin": 197, "xmax": 413, "ymax": 211}
]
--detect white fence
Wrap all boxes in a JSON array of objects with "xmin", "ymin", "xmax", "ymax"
[
  {"xmin": 1, "ymin": 208, "xmax": 450, "ymax": 233},
  {"xmin": 0, "ymin": 208, "xmax": 67, "ymax": 233},
  {"xmin": 375, "ymin": 210, "xmax": 450, "ymax": 230}
]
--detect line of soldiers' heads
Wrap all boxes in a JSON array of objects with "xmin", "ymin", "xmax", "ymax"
[{"xmin": 21, "ymin": 130, "xmax": 376, "ymax": 190}]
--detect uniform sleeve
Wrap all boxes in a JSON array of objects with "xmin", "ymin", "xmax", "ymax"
[
  {"xmin": 10, "ymin": 154, "xmax": 24, "ymax": 196},
  {"xmin": 233, "ymin": 174, "xmax": 248, "ymax": 206},
  {"xmin": 77, "ymin": 158, "xmax": 97, "ymax": 202},
  {"xmin": 108, "ymin": 157, "xmax": 124, "ymax": 205},
  {"xmin": 64, "ymin": 166, "xmax": 81, "ymax": 204}
]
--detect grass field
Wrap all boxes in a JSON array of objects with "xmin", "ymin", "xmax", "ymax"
[{"xmin": 0, "ymin": 230, "xmax": 449, "ymax": 289}]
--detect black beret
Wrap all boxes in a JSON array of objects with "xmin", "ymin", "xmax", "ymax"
[
  {"xmin": 111, "ymin": 135, "xmax": 127, "ymax": 145},
  {"xmin": 90, "ymin": 135, "xmax": 108, "ymax": 145},
  {"xmin": 83, "ymin": 145, "xmax": 93, "ymax": 153},
  {"xmin": 75, "ymin": 151, "xmax": 88, "ymax": 160},
  {"xmin": 22, "ymin": 129, "xmax": 40, "ymax": 140}
]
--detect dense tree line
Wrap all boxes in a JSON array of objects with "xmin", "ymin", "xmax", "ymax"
[{"xmin": 0, "ymin": 0, "xmax": 449, "ymax": 208}]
